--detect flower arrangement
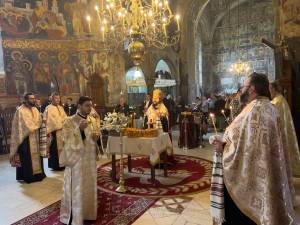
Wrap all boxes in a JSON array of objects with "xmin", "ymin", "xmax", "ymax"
[{"xmin": 102, "ymin": 112, "xmax": 129, "ymax": 131}]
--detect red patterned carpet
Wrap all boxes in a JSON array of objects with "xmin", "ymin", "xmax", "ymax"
[
  {"xmin": 98, "ymin": 155, "xmax": 212, "ymax": 197},
  {"xmin": 12, "ymin": 190, "xmax": 156, "ymax": 225}
]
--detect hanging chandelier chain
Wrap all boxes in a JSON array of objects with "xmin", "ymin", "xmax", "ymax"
[{"xmin": 86, "ymin": 0, "xmax": 180, "ymax": 52}]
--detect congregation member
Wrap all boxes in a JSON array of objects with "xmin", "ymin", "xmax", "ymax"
[
  {"xmin": 142, "ymin": 93, "xmax": 152, "ymax": 115},
  {"xmin": 115, "ymin": 96, "xmax": 130, "ymax": 116},
  {"xmin": 63, "ymin": 97, "xmax": 77, "ymax": 116},
  {"xmin": 269, "ymin": 81, "xmax": 300, "ymax": 177},
  {"xmin": 10, "ymin": 93, "xmax": 46, "ymax": 183},
  {"xmin": 35, "ymin": 97, "xmax": 42, "ymax": 113},
  {"xmin": 60, "ymin": 96, "xmax": 100, "ymax": 225},
  {"xmin": 211, "ymin": 73, "xmax": 296, "ymax": 225},
  {"xmin": 41, "ymin": 94, "xmax": 52, "ymax": 113},
  {"xmin": 44, "ymin": 93, "xmax": 67, "ymax": 171},
  {"xmin": 145, "ymin": 89, "xmax": 169, "ymax": 132}
]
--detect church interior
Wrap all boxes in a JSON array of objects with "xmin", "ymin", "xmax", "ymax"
[{"xmin": 0, "ymin": 0, "xmax": 300, "ymax": 224}]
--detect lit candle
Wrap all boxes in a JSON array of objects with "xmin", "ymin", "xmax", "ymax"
[
  {"xmin": 86, "ymin": 15, "xmax": 91, "ymax": 33},
  {"xmin": 175, "ymin": 14, "xmax": 180, "ymax": 30},
  {"xmin": 221, "ymin": 109, "xmax": 230, "ymax": 125},
  {"xmin": 209, "ymin": 113, "xmax": 218, "ymax": 135},
  {"xmin": 95, "ymin": 5, "xmax": 102, "ymax": 23},
  {"xmin": 101, "ymin": 26, "xmax": 105, "ymax": 41},
  {"xmin": 165, "ymin": 1, "xmax": 172, "ymax": 15},
  {"xmin": 163, "ymin": 23, "xmax": 167, "ymax": 37}
]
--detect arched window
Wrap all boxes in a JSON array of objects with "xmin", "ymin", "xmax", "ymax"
[
  {"xmin": 125, "ymin": 67, "xmax": 147, "ymax": 106},
  {"xmin": 154, "ymin": 60, "xmax": 176, "ymax": 96}
]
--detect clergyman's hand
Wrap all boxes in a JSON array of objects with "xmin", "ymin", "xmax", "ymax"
[
  {"xmin": 79, "ymin": 120, "xmax": 88, "ymax": 131},
  {"xmin": 92, "ymin": 133, "xmax": 100, "ymax": 142},
  {"xmin": 213, "ymin": 140, "xmax": 225, "ymax": 153}
]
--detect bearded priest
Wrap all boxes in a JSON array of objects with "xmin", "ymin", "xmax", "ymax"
[
  {"xmin": 269, "ymin": 81, "xmax": 300, "ymax": 177},
  {"xmin": 10, "ymin": 93, "xmax": 46, "ymax": 183},
  {"xmin": 60, "ymin": 96, "xmax": 100, "ymax": 225},
  {"xmin": 44, "ymin": 93, "xmax": 67, "ymax": 171},
  {"xmin": 212, "ymin": 73, "xmax": 295, "ymax": 225},
  {"xmin": 145, "ymin": 89, "xmax": 169, "ymax": 132}
]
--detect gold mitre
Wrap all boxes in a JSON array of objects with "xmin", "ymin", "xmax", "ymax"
[{"xmin": 153, "ymin": 89, "xmax": 163, "ymax": 99}]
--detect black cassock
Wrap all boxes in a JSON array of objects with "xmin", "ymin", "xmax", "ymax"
[
  {"xmin": 48, "ymin": 131, "xmax": 65, "ymax": 171},
  {"xmin": 17, "ymin": 137, "xmax": 46, "ymax": 183}
]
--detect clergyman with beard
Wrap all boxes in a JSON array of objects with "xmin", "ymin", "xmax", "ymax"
[
  {"xmin": 9, "ymin": 93, "xmax": 46, "ymax": 183},
  {"xmin": 145, "ymin": 89, "xmax": 169, "ymax": 132},
  {"xmin": 211, "ymin": 73, "xmax": 296, "ymax": 225}
]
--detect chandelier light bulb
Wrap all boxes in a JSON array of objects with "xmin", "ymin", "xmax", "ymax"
[
  {"xmin": 95, "ymin": 5, "xmax": 99, "ymax": 11},
  {"xmin": 176, "ymin": 14, "xmax": 180, "ymax": 20},
  {"xmin": 86, "ymin": 15, "xmax": 91, "ymax": 21}
]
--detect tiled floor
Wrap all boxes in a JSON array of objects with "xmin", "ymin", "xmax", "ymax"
[{"xmin": 1, "ymin": 131, "xmax": 300, "ymax": 225}]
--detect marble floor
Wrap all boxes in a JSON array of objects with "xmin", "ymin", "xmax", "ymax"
[{"xmin": 1, "ymin": 132, "xmax": 300, "ymax": 225}]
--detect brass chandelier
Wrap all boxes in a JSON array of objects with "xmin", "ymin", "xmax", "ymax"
[{"xmin": 86, "ymin": 0, "xmax": 181, "ymax": 65}]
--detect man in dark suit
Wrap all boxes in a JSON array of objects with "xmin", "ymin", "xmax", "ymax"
[
  {"xmin": 41, "ymin": 94, "xmax": 52, "ymax": 113},
  {"xmin": 115, "ymin": 96, "xmax": 130, "ymax": 116},
  {"xmin": 63, "ymin": 97, "xmax": 77, "ymax": 116},
  {"xmin": 141, "ymin": 94, "xmax": 152, "ymax": 115}
]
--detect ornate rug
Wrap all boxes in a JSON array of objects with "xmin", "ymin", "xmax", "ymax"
[
  {"xmin": 98, "ymin": 155, "xmax": 212, "ymax": 197},
  {"xmin": 11, "ymin": 190, "xmax": 156, "ymax": 225}
]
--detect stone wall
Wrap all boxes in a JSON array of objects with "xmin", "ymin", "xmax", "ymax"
[{"xmin": 209, "ymin": 0, "xmax": 276, "ymax": 93}]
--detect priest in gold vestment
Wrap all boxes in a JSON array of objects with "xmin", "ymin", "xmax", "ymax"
[
  {"xmin": 145, "ymin": 89, "xmax": 169, "ymax": 132},
  {"xmin": 60, "ymin": 96, "xmax": 100, "ymax": 225},
  {"xmin": 10, "ymin": 93, "xmax": 46, "ymax": 183},
  {"xmin": 270, "ymin": 81, "xmax": 300, "ymax": 177},
  {"xmin": 212, "ymin": 73, "xmax": 296, "ymax": 225},
  {"xmin": 44, "ymin": 93, "xmax": 67, "ymax": 171}
]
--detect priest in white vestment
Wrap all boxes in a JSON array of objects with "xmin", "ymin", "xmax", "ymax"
[
  {"xmin": 44, "ymin": 93, "xmax": 67, "ymax": 170},
  {"xmin": 269, "ymin": 81, "xmax": 300, "ymax": 177},
  {"xmin": 60, "ymin": 96, "xmax": 100, "ymax": 225}
]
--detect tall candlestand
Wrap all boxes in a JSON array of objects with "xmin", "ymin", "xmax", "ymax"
[
  {"xmin": 183, "ymin": 114, "xmax": 188, "ymax": 151},
  {"xmin": 116, "ymin": 128, "xmax": 126, "ymax": 193}
]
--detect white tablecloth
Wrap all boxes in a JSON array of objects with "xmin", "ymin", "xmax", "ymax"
[{"xmin": 106, "ymin": 133, "xmax": 173, "ymax": 165}]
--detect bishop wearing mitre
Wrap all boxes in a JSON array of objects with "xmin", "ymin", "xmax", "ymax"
[
  {"xmin": 60, "ymin": 96, "xmax": 100, "ymax": 225},
  {"xmin": 44, "ymin": 93, "xmax": 67, "ymax": 171},
  {"xmin": 10, "ymin": 93, "xmax": 46, "ymax": 183},
  {"xmin": 145, "ymin": 89, "xmax": 169, "ymax": 132}
]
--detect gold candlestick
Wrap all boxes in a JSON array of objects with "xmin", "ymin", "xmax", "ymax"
[{"xmin": 116, "ymin": 128, "xmax": 126, "ymax": 193}]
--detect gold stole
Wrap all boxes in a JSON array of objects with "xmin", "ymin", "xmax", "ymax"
[
  {"xmin": 10, "ymin": 105, "xmax": 42, "ymax": 174},
  {"xmin": 44, "ymin": 104, "xmax": 67, "ymax": 164}
]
